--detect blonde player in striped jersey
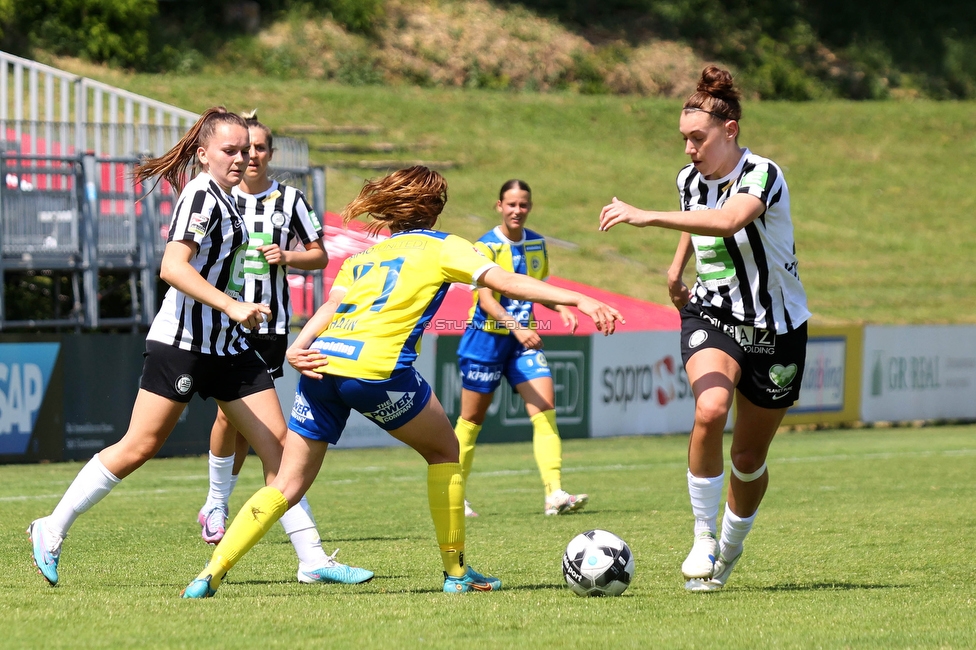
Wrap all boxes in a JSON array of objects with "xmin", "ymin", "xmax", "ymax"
[
  {"xmin": 182, "ymin": 166, "xmax": 623, "ymax": 598},
  {"xmin": 599, "ymin": 66, "xmax": 810, "ymax": 592},
  {"xmin": 27, "ymin": 107, "xmax": 370, "ymax": 590},
  {"xmin": 196, "ymin": 111, "xmax": 329, "ymax": 564}
]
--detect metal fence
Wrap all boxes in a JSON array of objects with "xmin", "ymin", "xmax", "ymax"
[{"xmin": 0, "ymin": 50, "xmax": 324, "ymax": 331}]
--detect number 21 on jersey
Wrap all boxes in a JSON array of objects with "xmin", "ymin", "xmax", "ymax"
[{"xmin": 337, "ymin": 257, "xmax": 405, "ymax": 315}]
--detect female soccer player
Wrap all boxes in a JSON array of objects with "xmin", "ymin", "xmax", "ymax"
[
  {"xmin": 454, "ymin": 180, "xmax": 587, "ymax": 517},
  {"xmin": 196, "ymin": 110, "xmax": 328, "ymax": 549},
  {"xmin": 181, "ymin": 166, "xmax": 623, "ymax": 598},
  {"xmin": 27, "ymin": 107, "xmax": 370, "ymax": 588},
  {"xmin": 599, "ymin": 66, "xmax": 810, "ymax": 592}
]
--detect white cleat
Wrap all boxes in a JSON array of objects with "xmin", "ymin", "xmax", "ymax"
[
  {"xmin": 681, "ymin": 531, "xmax": 718, "ymax": 579},
  {"xmin": 544, "ymin": 490, "xmax": 588, "ymax": 516},
  {"xmin": 685, "ymin": 549, "xmax": 741, "ymax": 592},
  {"xmin": 464, "ymin": 500, "xmax": 479, "ymax": 518}
]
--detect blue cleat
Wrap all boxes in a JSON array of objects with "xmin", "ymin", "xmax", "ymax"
[
  {"xmin": 27, "ymin": 519, "xmax": 62, "ymax": 586},
  {"xmin": 181, "ymin": 575, "xmax": 218, "ymax": 599},
  {"xmin": 443, "ymin": 566, "xmax": 501, "ymax": 593},
  {"xmin": 298, "ymin": 549, "xmax": 374, "ymax": 584}
]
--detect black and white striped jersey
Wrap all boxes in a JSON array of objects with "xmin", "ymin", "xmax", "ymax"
[
  {"xmin": 233, "ymin": 181, "xmax": 325, "ymax": 335},
  {"xmin": 677, "ymin": 149, "xmax": 810, "ymax": 333},
  {"xmin": 147, "ymin": 172, "xmax": 250, "ymax": 355}
]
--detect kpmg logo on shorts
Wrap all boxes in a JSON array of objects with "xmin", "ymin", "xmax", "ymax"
[
  {"xmin": 175, "ymin": 374, "xmax": 193, "ymax": 395},
  {"xmin": 466, "ymin": 367, "xmax": 502, "ymax": 383},
  {"xmin": 291, "ymin": 393, "xmax": 313, "ymax": 423},
  {"xmin": 366, "ymin": 391, "xmax": 416, "ymax": 425}
]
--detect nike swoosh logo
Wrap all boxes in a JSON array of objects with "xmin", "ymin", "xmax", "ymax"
[{"xmin": 771, "ymin": 392, "xmax": 792, "ymax": 400}]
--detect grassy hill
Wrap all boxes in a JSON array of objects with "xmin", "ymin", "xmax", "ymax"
[{"xmin": 69, "ymin": 63, "xmax": 976, "ymax": 325}]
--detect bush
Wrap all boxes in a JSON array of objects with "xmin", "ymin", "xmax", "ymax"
[{"xmin": 12, "ymin": 0, "xmax": 157, "ymax": 68}]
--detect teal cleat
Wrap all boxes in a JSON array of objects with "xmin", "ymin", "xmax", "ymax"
[
  {"xmin": 443, "ymin": 566, "xmax": 501, "ymax": 593},
  {"xmin": 28, "ymin": 519, "xmax": 62, "ymax": 586},
  {"xmin": 181, "ymin": 575, "xmax": 218, "ymax": 599},
  {"xmin": 298, "ymin": 549, "xmax": 374, "ymax": 584}
]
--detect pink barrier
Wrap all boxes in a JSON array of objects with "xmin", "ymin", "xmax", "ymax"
[{"xmin": 287, "ymin": 212, "xmax": 678, "ymax": 334}]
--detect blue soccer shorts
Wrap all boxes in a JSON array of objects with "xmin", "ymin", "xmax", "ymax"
[
  {"xmin": 458, "ymin": 345, "xmax": 552, "ymax": 394},
  {"xmin": 288, "ymin": 367, "xmax": 433, "ymax": 443}
]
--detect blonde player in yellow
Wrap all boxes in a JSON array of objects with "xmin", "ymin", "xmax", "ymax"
[{"xmin": 182, "ymin": 166, "xmax": 623, "ymax": 597}]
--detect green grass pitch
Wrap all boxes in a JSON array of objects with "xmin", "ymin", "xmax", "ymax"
[{"xmin": 2, "ymin": 426, "xmax": 975, "ymax": 648}]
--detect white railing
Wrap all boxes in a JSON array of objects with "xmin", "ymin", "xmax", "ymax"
[
  {"xmin": 0, "ymin": 50, "xmax": 322, "ymax": 331},
  {"xmin": 0, "ymin": 50, "xmax": 309, "ymax": 170},
  {"xmin": 0, "ymin": 50, "xmax": 197, "ymax": 158}
]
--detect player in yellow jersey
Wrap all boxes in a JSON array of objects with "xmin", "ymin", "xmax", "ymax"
[
  {"xmin": 182, "ymin": 166, "xmax": 623, "ymax": 597},
  {"xmin": 455, "ymin": 179, "xmax": 588, "ymax": 517}
]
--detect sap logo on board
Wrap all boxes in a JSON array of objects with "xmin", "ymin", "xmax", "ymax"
[
  {"xmin": 0, "ymin": 363, "xmax": 44, "ymax": 434},
  {"xmin": 600, "ymin": 355, "xmax": 691, "ymax": 411},
  {"xmin": 0, "ymin": 343, "xmax": 60, "ymax": 455}
]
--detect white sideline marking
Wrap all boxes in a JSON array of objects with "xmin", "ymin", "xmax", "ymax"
[{"xmin": 4, "ymin": 448, "xmax": 975, "ymax": 501}]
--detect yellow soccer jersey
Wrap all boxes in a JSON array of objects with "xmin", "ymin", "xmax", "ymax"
[
  {"xmin": 467, "ymin": 226, "xmax": 549, "ymax": 336},
  {"xmin": 312, "ymin": 229, "xmax": 497, "ymax": 380}
]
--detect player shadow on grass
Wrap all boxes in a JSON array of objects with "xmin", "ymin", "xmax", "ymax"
[
  {"xmin": 754, "ymin": 582, "xmax": 906, "ymax": 592},
  {"xmin": 261, "ymin": 534, "xmax": 426, "ymax": 545},
  {"xmin": 208, "ymin": 577, "xmax": 569, "ymax": 594}
]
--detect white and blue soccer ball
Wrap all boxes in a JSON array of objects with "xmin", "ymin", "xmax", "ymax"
[{"xmin": 562, "ymin": 529, "xmax": 634, "ymax": 597}]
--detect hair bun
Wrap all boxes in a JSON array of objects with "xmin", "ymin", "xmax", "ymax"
[
  {"xmin": 697, "ymin": 66, "xmax": 740, "ymax": 103},
  {"xmin": 241, "ymin": 108, "xmax": 259, "ymax": 121}
]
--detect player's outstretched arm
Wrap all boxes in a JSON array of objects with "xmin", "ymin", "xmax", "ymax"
[{"xmin": 479, "ymin": 267, "xmax": 624, "ymax": 335}]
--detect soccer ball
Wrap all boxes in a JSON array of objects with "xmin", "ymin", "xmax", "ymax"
[{"xmin": 562, "ymin": 529, "xmax": 634, "ymax": 596}]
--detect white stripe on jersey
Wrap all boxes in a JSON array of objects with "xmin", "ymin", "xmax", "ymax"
[
  {"xmin": 233, "ymin": 181, "xmax": 324, "ymax": 335},
  {"xmin": 677, "ymin": 149, "xmax": 810, "ymax": 333},
  {"xmin": 147, "ymin": 172, "xmax": 250, "ymax": 355}
]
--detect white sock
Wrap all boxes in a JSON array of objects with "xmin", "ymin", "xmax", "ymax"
[
  {"xmin": 278, "ymin": 496, "xmax": 327, "ymax": 567},
  {"xmin": 203, "ymin": 453, "xmax": 235, "ymax": 512},
  {"xmin": 47, "ymin": 454, "xmax": 121, "ymax": 539},
  {"xmin": 719, "ymin": 502, "xmax": 757, "ymax": 558},
  {"xmin": 687, "ymin": 469, "xmax": 724, "ymax": 536}
]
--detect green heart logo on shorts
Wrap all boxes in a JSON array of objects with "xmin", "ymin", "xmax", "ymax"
[{"xmin": 769, "ymin": 363, "xmax": 798, "ymax": 388}]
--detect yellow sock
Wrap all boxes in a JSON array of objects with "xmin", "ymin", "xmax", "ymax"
[
  {"xmin": 427, "ymin": 462, "xmax": 465, "ymax": 577},
  {"xmin": 532, "ymin": 410, "xmax": 562, "ymax": 496},
  {"xmin": 195, "ymin": 486, "xmax": 289, "ymax": 590},
  {"xmin": 455, "ymin": 417, "xmax": 482, "ymax": 485}
]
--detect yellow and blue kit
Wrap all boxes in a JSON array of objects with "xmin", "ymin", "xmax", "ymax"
[
  {"xmin": 456, "ymin": 227, "xmax": 553, "ymax": 393},
  {"xmin": 289, "ymin": 229, "xmax": 496, "ymax": 439}
]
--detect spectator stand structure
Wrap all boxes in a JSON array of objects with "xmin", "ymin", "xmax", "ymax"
[{"xmin": 0, "ymin": 50, "xmax": 321, "ymax": 332}]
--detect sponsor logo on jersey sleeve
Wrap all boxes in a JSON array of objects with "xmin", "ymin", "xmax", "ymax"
[
  {"xmin": 308, "ymin": 210, "xmax": 322, "ymax": 230},
  {"xmin": 188, "ymin": 212, "xmax": 208, "ymax": 236}
]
